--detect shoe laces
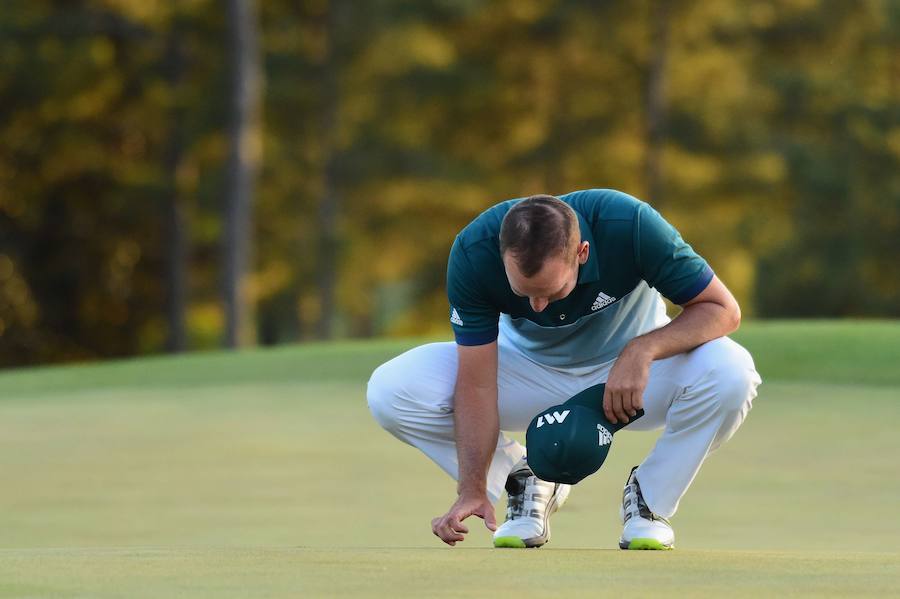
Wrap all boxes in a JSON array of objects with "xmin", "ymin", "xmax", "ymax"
[
  {"xmin": 623, "ymin": 467, "xmax": 669, "ymax": 524},
  {"xmin": 504, "ymin": 460, "xmax": 550, "ymax": 521}
]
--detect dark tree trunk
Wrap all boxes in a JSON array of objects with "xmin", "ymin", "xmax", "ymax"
[
  {"xmin": 315, "ymin": 0, "xmax": 343, "ymax": 340},
  {"xmin": 163, "ymin": 12, "xmax": 187, "ymax": 353},
  {"xmin": 644, "ymin": 1, "xmax": 670, "ymax": 206},
  {"xmin": 223, "ymin": 0, "xmax": 262, "ymax": 348}
]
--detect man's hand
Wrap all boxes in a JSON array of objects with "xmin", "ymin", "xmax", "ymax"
[
  {"xmin": 603, "ymin": 276, "xmax": 742, "ymax": 425},
  {"xmin": 439, "ymin": 342, "xmax": 499, "ymax": 546},
  {"xmin": 603, "ymin": 341, "xmax": 653, "ymax": 424},
  {"xmin": 431, "ymin": 492, "xmax": 497, "ymax": 546}
]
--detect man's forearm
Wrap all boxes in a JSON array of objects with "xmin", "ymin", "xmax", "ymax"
[
  {"xmin": 628, "ymin": 300, "xmax": 740, "ymax": 362},
  {"xmin": 453, "ymin": 383, "xmax": 499, "ymax": 496}
]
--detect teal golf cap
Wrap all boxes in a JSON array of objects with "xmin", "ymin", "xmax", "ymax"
[{"xmin": 525, "ymin": 383, "xmax": 643, "ymax": 485}]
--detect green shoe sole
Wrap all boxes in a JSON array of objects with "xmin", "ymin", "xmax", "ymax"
[
  {"xmin": 623, "ymin": 538, "xmax": 673, "ymax": 550},
  {"xmin": 493, "ymin": 536, "xmax": 527, "ymax": 548}
]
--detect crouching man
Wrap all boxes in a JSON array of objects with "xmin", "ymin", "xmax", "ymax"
[{"xmin": 367, "ymin": 189, "xmax": 761, "ymax": 549}]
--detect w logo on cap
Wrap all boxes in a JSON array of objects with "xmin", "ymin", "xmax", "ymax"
[{"xmin": 535, "ymin": 410, "xmax": 570, "ymax": 428}]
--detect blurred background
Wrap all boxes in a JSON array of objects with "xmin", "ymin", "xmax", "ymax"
[{"xmin": 0, "ymin": 0, "xmax": 897, "ymax": 368}]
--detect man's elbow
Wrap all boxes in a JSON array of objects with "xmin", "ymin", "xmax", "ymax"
[{"xmin": 725, "ymin": 301, "xmax": 742, "ymax": 334}]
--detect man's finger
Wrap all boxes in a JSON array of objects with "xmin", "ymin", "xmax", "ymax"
[
  {"xmin": 612, "ymin": 390, "xmax": 629, "ymax": 424},
  {"xmin": 447, "ymin": 514, "xmax": 469, "ymax": 536},
  {"xmin": 432, "ymin": 515, "xmax": 464, "ymax": 545},
  {"xmin": 432, "ymin": 519, "xmax": 442, "ymax": 538},
  {"xmin": 625, "ymin": 390, "xmax": 638, "ymax": 417},
  {"xmin": 603, "ymin": 388, "xmax": 615, "ymax": 422},
  {"xmin": 473, "ymin": 503, "xmax": 497, "ymax": 531},
  {"xmin": 482, "ymin": 505, "xmax": 497, "ymax": 531},
  {"xmin": 438, "ymin": 521, "xmax": 465, "ymax": 544},
  {"xmin": 443, "ymin": 531, "xmax": 464, "ymax": 543},
  {"xmin": 449, "ymin": 518, "xmax": 469, "ymax": 535},
  {"xmin": 633, "ymin": 390, "xmax": 644, "ymax": 411},
  {"xmin": 609, "ymin": 390, "xmax": 621, "ymax": 423},
  {"xmin": 443, "ymin": 528, "xmax": 465, "ymax": 542}
]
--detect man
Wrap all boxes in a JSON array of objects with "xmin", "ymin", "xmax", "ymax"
[{"xmin": 367, "ymin": 189, "xmax": 761, "ymax": 549}]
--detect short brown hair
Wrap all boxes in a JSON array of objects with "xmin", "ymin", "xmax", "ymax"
[{"xmin": 499, "ymin": 194, "xmax": 579, "ymax": 277}]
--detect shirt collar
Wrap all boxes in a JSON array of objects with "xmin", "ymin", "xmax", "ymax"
[{"xmin": 576, "ymin": 211, "xmax": 600, "ymax": 284}]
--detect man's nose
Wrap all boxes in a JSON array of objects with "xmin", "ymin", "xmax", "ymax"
[{"xmin": 530, "ymin": 297, "xmax": 549, "ymax": 312}]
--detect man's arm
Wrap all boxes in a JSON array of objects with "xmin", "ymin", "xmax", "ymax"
[
  {"xmin": 430, "ymin": 341, "xmax": 499, "ymax": 545},
  {"xmin": 454, "ymin": 341, "xmax": 500, "ymax": 496},
  {"xmin": 603, "ymin": 275, "xmax": 740, "ymax": 424}
]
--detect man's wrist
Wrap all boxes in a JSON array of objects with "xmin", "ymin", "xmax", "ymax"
[
  {"xmin": 625, "ymin": 334, "xmax": 659, "ymax": 361},
  {"xmin": 457, "ymin": 480, "xmax": 487, "ymax": 498}
]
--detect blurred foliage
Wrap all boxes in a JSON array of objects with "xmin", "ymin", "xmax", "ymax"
[{"xmin": 0, "ymin": 0, "xmax": 898, "ymax": 366}]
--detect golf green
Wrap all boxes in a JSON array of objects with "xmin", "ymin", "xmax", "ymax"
[{"xmin": 0, "ymin": 321, "xmax": 898, "ymax": 597}]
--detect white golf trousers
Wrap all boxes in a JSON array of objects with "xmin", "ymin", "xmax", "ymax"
[{"xmin": 367, "ymin": 334, "xmax": 761, "ymax": 518}]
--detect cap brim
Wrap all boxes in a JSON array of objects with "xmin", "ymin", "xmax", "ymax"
[{"xmin": 562, "ymin": 382, "xmax": 644, "ymax": 433}]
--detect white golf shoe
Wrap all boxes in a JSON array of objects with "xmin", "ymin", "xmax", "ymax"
[
  {"xmin": 619, "ymin": 466, "xmax": 674, "ymax": 550},
  {"xmin": 493, "ymin": 457, "xmax": 570, "ymax": 548}
]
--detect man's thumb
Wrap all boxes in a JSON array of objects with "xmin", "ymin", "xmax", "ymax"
[{"xmin": 483, "ymin": 505, "xmax": 497, "ymax": 531}]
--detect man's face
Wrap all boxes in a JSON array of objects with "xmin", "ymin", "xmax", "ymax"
[{"xmin": 503, "ymin": 242, "xmax": 590, "ymax": 313}]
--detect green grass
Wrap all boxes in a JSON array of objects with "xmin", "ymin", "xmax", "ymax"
[{"xmin": 0, "ymin": 321, "xmax": 898, "ymax": 597}]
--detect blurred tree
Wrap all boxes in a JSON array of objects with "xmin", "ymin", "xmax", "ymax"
[
  {"xmin": 314, "ymin": 0, "xmax": 345, "ymax": 340},
  {"xmin": 643, "ymin": 0, "xmax": 671, "ymax": 207},
  {"xmin": 223, "ymin": 0, "xmax": 262, "ymax": 347},
  {"xmin": 0, "ymin": 0, "xmax": 898, "ymax": 368},
  {"xmin": 0, "ymin": 0, "xmax": 229, "ymax": 365},
  {"xmin": 163, "ymin": 3, "xmax": 188, "ymax": 352},
  {"xmin": 754, "ymin": 0, "xmax": 900, "ymax": 316},
  {"xmin": 0, "ymin": 1, "xmax": 164, "ymax": 365}
]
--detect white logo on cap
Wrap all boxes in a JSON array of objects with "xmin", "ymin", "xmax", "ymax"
[
  {"xmin": 597, "ymin": 424, "xmax": 612, "ymax": 446},
  {"xmin": 536, "ymin": 410, "xmax": 570, "ymax": 428}
]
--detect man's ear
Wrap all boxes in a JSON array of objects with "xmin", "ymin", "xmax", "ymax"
[{"xmin": 576, "ymin": 241, "xmax": 590, "ymax": 265}]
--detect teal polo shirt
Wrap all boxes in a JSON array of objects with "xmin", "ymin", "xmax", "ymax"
[{"xmin": 446, "ymin": 189, "xmax": 714, "ymax": 367}]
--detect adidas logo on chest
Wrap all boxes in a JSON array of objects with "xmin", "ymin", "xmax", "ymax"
[{"xmin": 591, "ymin": 291, "xmax": 616, "ymax": 311}]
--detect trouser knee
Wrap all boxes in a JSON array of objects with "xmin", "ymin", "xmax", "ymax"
[
  {"xmin": 366, "ymin": 362, "xmax": 402, "ymax": 435},
  {"xmin": 690, "ymin": 338, "xmax": 760, "ymax": 414},
  {"xmin": 705, "ymin": 343, "xmax": 761, "ymax": 451},
  {"xmin": 712, "ymin": 350, "xmax": 760, "ymax": 417}
]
